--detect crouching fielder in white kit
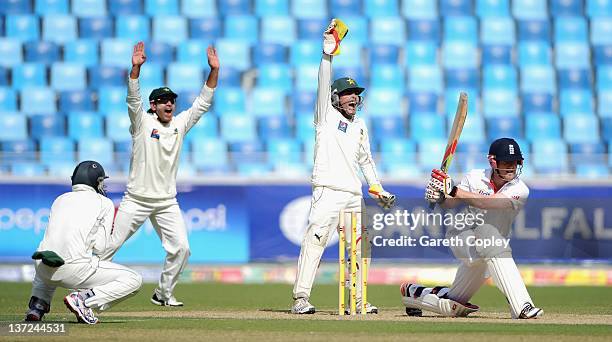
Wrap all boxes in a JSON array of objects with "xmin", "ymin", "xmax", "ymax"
[
  {"xmin": 400, "ymin": 138, "xmax": 543, "ymax": 319},
  {"xmin": 25, "ymin": 161, "xmax": 142, "ymax": 324},
  {"xmin": 291, "ymin": 19, "xmax": 395, "ymax": 314}
]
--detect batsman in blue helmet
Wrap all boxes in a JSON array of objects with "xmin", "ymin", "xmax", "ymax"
[{"xmin": 404, "ymin": 138, "xmax": 542, "ymax": 319}]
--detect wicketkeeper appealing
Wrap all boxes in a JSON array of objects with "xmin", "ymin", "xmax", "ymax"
[
  {"xmin": 25, "ymin": 161, "xmax": 142, "ymax": 324},
  {"xmin": 101, "ymin": 41, "xmax": 219, "ymax": 306},
  {"xmin": 291, "ymin": 19, "xmax": 395, "ymax": 314},
  {"xmin": 401, "ymin": 138, "xmax": 543, "ymax": 319}
]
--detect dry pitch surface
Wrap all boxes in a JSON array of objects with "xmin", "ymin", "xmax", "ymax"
[
  {"xmin": 1, "ymin": 282, "xmax": 611, "ymax": 341},
  {"xmin": 104, "ymin": 309, "xmax": 612, "ymax": 325}
]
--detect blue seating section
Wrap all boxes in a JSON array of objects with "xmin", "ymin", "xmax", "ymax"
[{"xmin": 0, "ymin": 0, "xmax": 611, "ymax": 178}]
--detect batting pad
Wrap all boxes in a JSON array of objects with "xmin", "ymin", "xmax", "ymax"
[{"xmin": 487, "ymin": 257, "xmax": 534, "ymax": 318}]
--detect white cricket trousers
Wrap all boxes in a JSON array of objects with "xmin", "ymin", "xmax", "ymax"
[
  {"xmin": 447, "ymin": 226, "xmax": 535, "ymax": 318},
  {"xmin": 102, "ymin": 193, "xmax": 190, "ymax": 301},
  {"xmin": 293, "ymin": 186, "xmax": 368, "ymax": 301},
  {"xmin": 31, "ymin": 258, "xmax": 142, "ymax": 311}
]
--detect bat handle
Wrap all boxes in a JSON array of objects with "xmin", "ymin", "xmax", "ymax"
[{"xmin": 429, "ymin": 202, "xmax": 435, "ymax": 210}]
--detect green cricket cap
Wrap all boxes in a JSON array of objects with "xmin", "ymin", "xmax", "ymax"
[
  {"xmin": 331, "ymin": 77, "xmax": 365, "ymax": 95},
  {"xmin": 149, "ymin": 87, "xmax": 178, "ymax": 102}
]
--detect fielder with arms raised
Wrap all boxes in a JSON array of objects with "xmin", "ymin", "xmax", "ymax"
[
  {"xmin": 101, "ymin": 42, "xmax": 219, "ymax": 306},
  {"xmin": 400, "ymin": 138, "xmax": 543, "ymax": 319},
  {"xmin": 25, "ymin": 161, "xmax": 142, "ymax": 324},
  {"xmin": 291, "ymin": 19, "xmax": 395, "ymax": 314}
]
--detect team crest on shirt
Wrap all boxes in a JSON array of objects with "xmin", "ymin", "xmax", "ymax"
[
  {"xmin": 338, "ymin": 120, "xmax": 348, "ymax": 133},
  {"xmin": 150, "ymin": 129, "xmax": 160, "ymax": 139}
]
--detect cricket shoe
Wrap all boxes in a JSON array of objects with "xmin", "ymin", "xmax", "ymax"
[
  {"xmin": 25, "ymin": 309, "xmax": 44, "ymax": 322},
  {"xmin": 405, "ymin": 307, "xmax": 423, "ymax": 317},
  {"xmin": 151, "ymin": 293, "xmax": 184, "ymax": 307},
  {"xmin": 346, "ymin": 302, "xmax": 379, "ymax": 315},
  {"xmin": 400, "ymin": 283, "xmax": 423, "ymax": 317},
  {"xmin": 518, "ymin": 303, "xmax": 543, "ymax": 319},
  {"xmin": 363, "ymin": 302, "xmax": 379, "ymax": 314},
  {"xmin": 64, "ymin": 292, "xmax": 98, "ymax": 324},
  {"xmin": 25, "ymin": 296, "xmax": 49, "ymax": 322},
  {"xmin": 291, "ymin": 298, "xmax": 315, "ymax": 314}
]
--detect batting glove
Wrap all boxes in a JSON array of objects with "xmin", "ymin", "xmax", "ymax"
[
  {"xmin": 368, "ymin": 184, "xmax": 396, "ymax": 209},
  {"xmin": 425, "ymin": 181, "xmax": 445, "ymax": 204},
  {"xmin": 323, "ymin": 18, "xmax": 348, "ymax": 56},
  {"xmin": 430, "ymin": 169, "xmax": 457, "ymax": 198}
]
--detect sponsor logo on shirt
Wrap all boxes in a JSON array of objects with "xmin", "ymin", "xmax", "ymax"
[
  {"xmin": 150, "ymin": 128, "xmax": 160, "ymax": 139},
  {"xmin": 174, "ymin": 128, "xmax": 178, "ymax": 134},
  {"xmin": 478, "ymin": 189, "xmax": 492, "ymax": 196},
  {"xmin": 338, "ymin": 120, "xmax": 348, "ymax": 133},
  {"xmin": 512, "ymin": 195, "xmax": 520, "ymax": 200}
]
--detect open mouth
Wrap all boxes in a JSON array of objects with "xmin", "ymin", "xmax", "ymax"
[
  {"xmin": 164, "ymin": 108, "xmax": 173, "ymax": 115},
  {"xmin": 346, "ymin": 101, "xmax": 357, "ymax": 111}
]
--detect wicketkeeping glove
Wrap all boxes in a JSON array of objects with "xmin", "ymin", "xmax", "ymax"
[
  {"xmin": 323, "ymin": 18, "xmax": 348, "ymax": 56},
  {"xmin": 430, "ymin": 169, "xmax": 457, "ymax": 197},
  {"xmin": 424, "ymin": 181, "xmax": 445, "ymax": 204},
  {"xmin": 368, "ymin": 184, "xmax": 396, "ymax": 209}
]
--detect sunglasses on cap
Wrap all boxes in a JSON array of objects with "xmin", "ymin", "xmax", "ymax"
[{"xmin": 154, "ymin": 97, "xmax": 176, "ymax": 105}]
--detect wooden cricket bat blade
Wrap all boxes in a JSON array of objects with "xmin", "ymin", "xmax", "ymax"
[{"xmin": 429, "ymin": 92, "xmax": 468, "ymax": 209}]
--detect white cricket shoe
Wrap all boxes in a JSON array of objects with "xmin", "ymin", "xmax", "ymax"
[
  {"xmin": 518, "ymin": 303, "xmax": 543, "ymax": 319},
  {"xmin": 64, "ymin": 292, "xmax": 98, "ymax": 324},
  {"xmin": 151, "ymin": 293, "xmax": 184, "ymax": 307},
  {"xmin": 363, "ymin": 302, "xmax": 379, "ymax": 314},
  {"xmin": 291, "ymin": 298, "xmax": 315, "ymax": 314},
  {"xmin": 346, "ymin": 302, "xmax": 379, "ymax": 315}
]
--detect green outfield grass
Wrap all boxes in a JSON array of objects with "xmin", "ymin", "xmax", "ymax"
[{"xmin": 0, "ymin": 282, "xmax": 611, "ymax": 341}]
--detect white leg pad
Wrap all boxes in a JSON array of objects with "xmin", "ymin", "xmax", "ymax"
[
  {"xmin": 401, "ymin": 284, "xmax": 479, "ymax": 317},
  {"xmin": 438, "ymin": 298, "xmax": 480, "ymax": 317},
  {"xmin": 487, "ymin": 257, "xmax": 534, "ymax": 318},
  {"xmin": 402, "ymin": 293, "xmax": 444, "ymax": 314}
]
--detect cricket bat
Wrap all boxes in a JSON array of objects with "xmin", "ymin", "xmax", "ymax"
[{"xmin": 429, "ymin": 92, "xmax": 468, "ymax": 208}]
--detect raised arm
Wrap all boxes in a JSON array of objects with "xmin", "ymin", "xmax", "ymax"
[
  {"xmin": 206, "ymin": 46, "xmax": 219, "ymax": 88},
  {"xmin": 127, "ymin": 41, "xmax": 146, "ymax": 133},
  {"xmin": 314, "ymin": 54, "xmax": 333, "ymax": 125},
  {"xmin": 129, "ymin": 41, "xmax": 146, "ymax": 80}
]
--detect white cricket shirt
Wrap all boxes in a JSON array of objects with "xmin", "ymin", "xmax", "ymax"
[
  {"xmin": 457, "ymin": 168, "xmax": 529, "ymax": 237},
  {"xmin": 310, "ymin": 55, "xmax": 380, "ymax": 195},
  {"xmin": 126, "ymin": 78, "xmax": 214, "ymax": 199},
  {"xmin": 37, "ymin": 185, "xmax": 115, "ymax": 263}
]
